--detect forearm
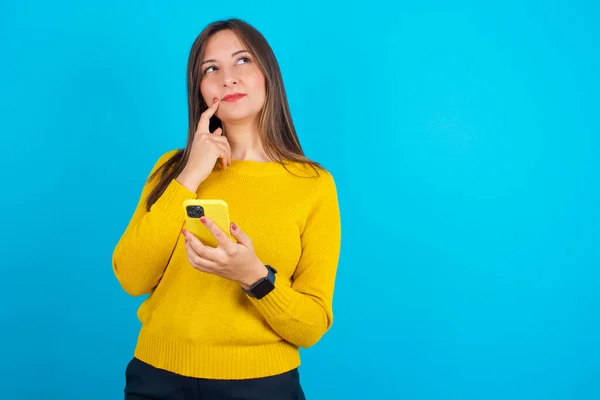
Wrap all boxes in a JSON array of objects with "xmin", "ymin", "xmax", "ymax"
[
  {"xmin": 113, "ymin": 179, "xmax": 196, "ymax": 296},
  {"xmin": 248, "ymin": 282, "xmax": 332, "ymax": 348}
]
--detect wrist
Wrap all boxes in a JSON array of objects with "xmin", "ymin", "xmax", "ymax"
[
  {"xmin": 240, "ymin": 260, "xmax": 269, "ymax": 290},
  {"xmin": 176, "ymin": 170, "xmax": 203, "ymax": 192}
]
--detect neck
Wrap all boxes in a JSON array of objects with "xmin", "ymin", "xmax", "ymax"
[{"xmin": 223, "ymin": 119, "xmax": 271, "ymax": 162}]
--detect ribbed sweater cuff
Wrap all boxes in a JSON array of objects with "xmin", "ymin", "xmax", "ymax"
[
  {"xmin": 152, "ymin": 179, "xmax": 196, "ymax": 221},
  {"xmin": 248, "ymin": 282, "xmax": 295, "ymax": 318}
]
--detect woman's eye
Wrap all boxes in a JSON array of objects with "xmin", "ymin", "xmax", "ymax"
[{"xmin": 204, "ymin": 56, "xmax": 250, "ymax": 74}]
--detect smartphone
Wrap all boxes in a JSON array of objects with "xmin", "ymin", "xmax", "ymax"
[{"xmin": 183, "ymin": 199, "xmax": 231, "ymax": 248}]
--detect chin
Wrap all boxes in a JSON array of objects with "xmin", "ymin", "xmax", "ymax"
[{"xmin": 219, "ymin": 109, "xmax": 260, "ymax": 123}]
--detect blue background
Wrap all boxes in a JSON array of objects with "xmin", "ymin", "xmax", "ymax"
[{"xmin": 1, "ymin": 1, "xmax": 598, "ymax": 399}]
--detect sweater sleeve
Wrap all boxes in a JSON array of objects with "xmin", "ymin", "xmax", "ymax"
[
  {"xmin": 112, "ymin": 150, "xmax": 197, "ymax": 296},
  {"xmin": 247, "ymin": 171, "xmax": 342, "ymax": 348}
]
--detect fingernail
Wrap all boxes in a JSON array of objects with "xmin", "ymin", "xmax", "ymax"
[
  {"xmin": 231, "ymin": 222, "xmax": 237, "ymax": 231},
  {"xmin": 182, "ymin": 229, "xmax": 187, "ymax": 236},
  {"xmin": 200, "ymin": 217, "xmax": 207, "ymax": 223},
  {"xmin": 213, "ymin": 98, "xmax": 218, "ymax": 103}
]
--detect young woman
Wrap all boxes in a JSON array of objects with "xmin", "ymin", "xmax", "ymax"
[{"xmin": 112, "ymin": 18, "xmax": 341, "ymax": 400}]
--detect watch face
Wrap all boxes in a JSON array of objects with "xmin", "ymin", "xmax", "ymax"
[{"xmin": 253, "ymin": 279, "xmax": 275, "ymax": 299}]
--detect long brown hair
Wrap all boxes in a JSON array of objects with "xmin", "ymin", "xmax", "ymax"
[{"xmin": 145, "ymin": 18, "xmax": 322, "ymax": 211}]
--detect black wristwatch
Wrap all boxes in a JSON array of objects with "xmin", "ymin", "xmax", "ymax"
[{"xmin": 243, "ymin": 265, "xmax": 277, "ymax": 299}]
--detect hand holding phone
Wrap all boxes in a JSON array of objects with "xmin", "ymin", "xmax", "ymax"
[
  {"xmin": 181, "ymin": 199, "xmax": 268, "ymax": 288},
  {"xmin": 182, "ymin": 199, "xmax": 232, "ymax": 248}
]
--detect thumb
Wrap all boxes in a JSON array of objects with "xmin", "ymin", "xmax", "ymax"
[{"xmin": 230, "ymin": 222, "xmax": 252, "ymax": 247}]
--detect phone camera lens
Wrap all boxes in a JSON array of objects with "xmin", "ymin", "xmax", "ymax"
[{"xmin": 186, "ymin": 205, "xmax": 204, "ymax": 218}]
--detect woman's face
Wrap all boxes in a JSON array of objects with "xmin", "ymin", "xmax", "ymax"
[{"xmin": 199, "ymin": 29, "xmax": 266, "ymax": 124}]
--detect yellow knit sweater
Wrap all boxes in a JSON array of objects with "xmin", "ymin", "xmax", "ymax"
[{"xmin": 112, "ymin": 149, "xmax": 341, "ymax": 380}]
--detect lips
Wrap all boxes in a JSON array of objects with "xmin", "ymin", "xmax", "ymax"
[{"xmin": 222, "ymin": 93, "xmax": 246, "ymax": 102}]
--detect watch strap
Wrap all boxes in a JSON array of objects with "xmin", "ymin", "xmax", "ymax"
[{"xmin": 243, "ymin": 265, "xmax": 277, "ymax": 299}]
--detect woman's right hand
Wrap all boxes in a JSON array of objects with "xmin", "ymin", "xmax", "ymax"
[{"xmin": 177, "ymin": 98, "xmax": 231, "ymax": 191}]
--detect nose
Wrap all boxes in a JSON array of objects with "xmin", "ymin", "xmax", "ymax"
[
  {"xmin": 222, "ymin": 67, "xmax": 238, "ymax": 87},
  {"xmin": 223, "ymin": 77, "xmax": 237, "ymax": 86}
]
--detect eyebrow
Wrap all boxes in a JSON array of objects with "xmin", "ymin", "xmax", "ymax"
[{"xmin": 201, "ymin": 50, "xmax": 251, "ymax": 66}]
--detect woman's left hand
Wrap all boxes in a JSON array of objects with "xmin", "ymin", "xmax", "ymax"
[{"xmin": 182, "ymin": 218, "xmax": 268, "ymax": 289}]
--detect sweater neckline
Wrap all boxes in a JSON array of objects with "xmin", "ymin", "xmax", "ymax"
[{"xmin": 224, "ymin": 159, "xmax": 289, "ymax": 176}]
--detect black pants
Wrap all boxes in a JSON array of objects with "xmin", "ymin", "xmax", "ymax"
[{"xmin": 124, "ymin": 357, "xmax": 306, "ymax": 400}]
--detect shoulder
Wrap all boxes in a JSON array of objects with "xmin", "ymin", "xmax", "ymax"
[
  {"xmin": 283, "ymin": 160, "xmax": 334, "ymax": 181},
  {"xmin": 149, "ymin": 148, "xmax": 182, "ymax": 174},
  {"xmin": 154, "ymin": 148, "xmax": 182, "ymax": 168},
  {"xmin": 304, "ymin": 165, "xmax": 339, "ymax": 219},
  {"xmin": 142, "ymin": 149, "xmax": 183, "ymax": 186},
  {"xmin": 314, "ymin": 167, "xmax": 337, "ymax": 199},
  {"xmin": 283, "ymin": 161, "xmax": 337, "ymax": 200}
]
